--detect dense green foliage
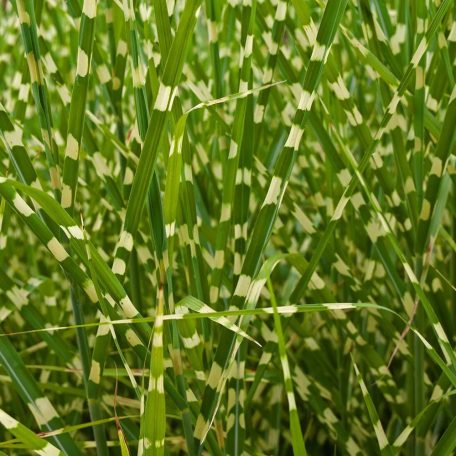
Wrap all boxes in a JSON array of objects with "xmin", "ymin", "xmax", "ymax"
[{"xmin": 0, "ymin": 0, "xmax": 455, "ymax": 454}]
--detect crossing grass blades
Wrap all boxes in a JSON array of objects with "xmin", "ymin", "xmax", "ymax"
[{"xmin": 0, "ymin": 0, "xmax": 455, "ymax": 454}]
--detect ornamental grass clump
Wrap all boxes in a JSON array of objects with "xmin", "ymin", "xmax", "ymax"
[{"xmin": 0, "ymin": 0, "xmax": 455, "ymax": 455}]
